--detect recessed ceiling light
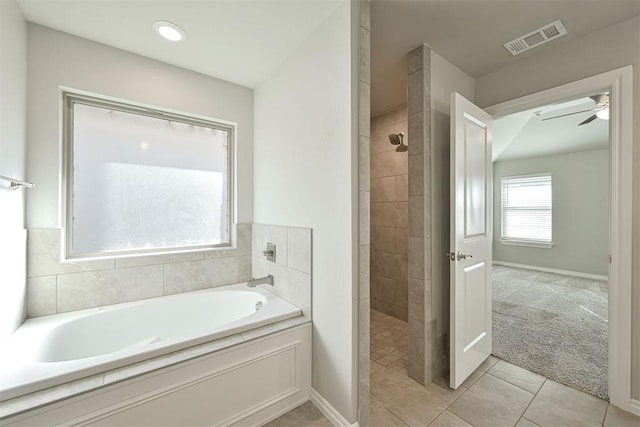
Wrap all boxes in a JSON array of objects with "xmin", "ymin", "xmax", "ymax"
[{"xmin": 153, "ymin": 21, "xmax": 186, "ymax": 42}]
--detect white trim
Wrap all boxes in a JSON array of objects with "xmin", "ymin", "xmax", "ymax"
[
  {"xmin": 486, "ymin": 66, "xmax": 634, "ymax": 411},
  {"xmin": 499, "ymin": 240, "xmax": 554, "ymax": 249},
  {"xmin": 629, "ymin": 399, "xmax": 640, "ymax": 417},
  {"xmin": 310, "ymin": 388, "xmax": 359, "ymax": 427},
  {"xmin": 493, "ymin": 260, "xmax": 608, "ymax": 281}
]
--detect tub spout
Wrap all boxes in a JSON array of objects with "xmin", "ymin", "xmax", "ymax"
[{"xmin": 247, "ymin": 274, "xmax": 274, "ymax": 288}]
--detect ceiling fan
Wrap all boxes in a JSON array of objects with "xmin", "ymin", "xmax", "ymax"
[{"xmin": 541, "ymin": 94, "xmax": 609, "ymax": 126}]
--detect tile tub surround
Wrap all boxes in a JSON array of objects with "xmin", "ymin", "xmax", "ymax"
[
  {"xmin": 25, "ymin": 224, "xmax": 252, "ymax": 317},
  {"xmin": 252, "ymin": 223, "xmax": 312, "ymax": 320},
  {"xmin": 370, "ymin": 107, "xmax": 408, "ymax": 322}
]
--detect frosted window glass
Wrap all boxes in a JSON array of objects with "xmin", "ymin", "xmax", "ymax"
[{"xmin": 71, "ymin": 103, "xmax": 229, "ymax": 255}]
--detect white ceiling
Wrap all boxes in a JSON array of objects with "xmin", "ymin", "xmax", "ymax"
[
  {"xmin": 371, "ymin": 0, "xmax": 640, "ymax": 116},
  {"xmin": 16, "ymin": 0, "xmax": 341, "ymax": 89},
  {"xmin": 493, "ymin": 96, "xmax": 609, "ymax": 162}
]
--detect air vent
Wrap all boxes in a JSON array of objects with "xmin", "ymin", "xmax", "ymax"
[{"xmin": 504, "ymin": 20, "xmax": 567, "ymax": 56}]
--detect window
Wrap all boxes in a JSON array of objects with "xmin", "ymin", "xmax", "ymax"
[
  {"xmin": 500, "ymin": 174, "xmax": 552, "ymax": 245},
  {"xmin": 63, "ymin": 92, "xmax": 233, "ymax": 259}
]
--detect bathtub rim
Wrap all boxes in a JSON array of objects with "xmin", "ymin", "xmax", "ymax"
[{"xmin": 0, "ymin": 283, "xmax": 302, "ymax": 404}]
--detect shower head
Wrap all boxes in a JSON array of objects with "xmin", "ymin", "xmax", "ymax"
[
  {"xmin": 389, "ymin": 132, "xmax": 407, "ymax": 152},
  {"xmin": 388, "ymin": 132, "xmax": 404, "ymax": 146}
]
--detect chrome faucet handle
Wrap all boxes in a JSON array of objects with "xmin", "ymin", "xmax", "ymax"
[{"xmin": 262, "ymin": 243, "xmax": 276, "ymax": 262}]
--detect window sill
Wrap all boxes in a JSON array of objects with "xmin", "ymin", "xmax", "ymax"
[
  {"xmin": 62, "ymin": 244, "xmax": 235, "ymax": 263},
  {"xmin": 499, "ymin": 239, "xmax": 554, "ymax": 249}
]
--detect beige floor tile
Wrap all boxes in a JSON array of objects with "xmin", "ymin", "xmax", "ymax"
[
  {"xmin": 378, "ymin": 353, "xmax": 400, "ymax": 366},
  {"xmin": 460, "ymin": 355, "xmax": 499, "ymax": 388},
  {"xmin": 434, "ymin": 374, "xmax": 468, "ymax": 391},
  {"xmin": 429, "ymin": 410, "xmax": 473, "ymax": 427},
  {"xmin": 449, "ymin": 374, "xmax": 534, "ymax": 427},
  {"xmin": 384, "ymin": 381, "xmax": 466, "ymax": 426},
  {"xmin": 516, "ymin": 418, "xmax": 539, "ymax": 427},
  {"xmin": 524, "ymin": 380, "xmax": 608, "ymax": 427},
  {"xmin": 488, "ymin": 360, "xmax": 546, "ymax": 394},
  {"xmin": 264, "ymin": 401, "xmax": 330, "ymax": 427},
  {"xmin": 371, "ymin": 400, "xmax": 408, "ymax": 426},
  {"xmin": 604, "ymin": 404, "xmax": 640, "ymax": 427},
  {"xmin": 371, "ymin": 368, "xmax": 419, "ymax": 402},
  {"xmin": 371, "ymin": 361, "xmax": 385, "ymax": 373}
]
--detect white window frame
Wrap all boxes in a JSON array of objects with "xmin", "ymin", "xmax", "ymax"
[
  {"xmin": 500, "ymin": 172, "xmax": 553, "ymax": 248},
  {"xmin": 61, "ymin": 90, "xmax": 235, "ymax": 260}
]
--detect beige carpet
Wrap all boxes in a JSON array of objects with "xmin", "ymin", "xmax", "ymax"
[{"xmin": 492, "ymin": 265, "xmax": 608, "ymax": 400}]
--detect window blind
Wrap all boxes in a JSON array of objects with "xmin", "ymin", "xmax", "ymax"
[{"xmin": 501, "ymin": 174, "xmax": 552, "ymax": 243}]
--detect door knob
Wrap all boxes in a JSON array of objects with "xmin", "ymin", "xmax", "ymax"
[{"xmin": 457, "ymin": 251, "xmax": 472, "ymax": 261}]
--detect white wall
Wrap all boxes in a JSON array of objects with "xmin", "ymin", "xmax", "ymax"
[
  {"xmin": 253, "ymin": 2, "xmax": 357, "ymax": 422},
  {"xmin": 430, "ymin": 51, "xmax": 475, "ymax": 351},
  {"xmin": 493, "ymin": 149, "xmax": 609, "ymax": 276},
  {"xmin": 475, "ymin": 15, "xmax": 640, "ymax": 400},
  {"xmin": 27, "ymin": 24, "xmax": 254, "ymax": 229},
  {"xmin": 0, "ymin": 0, "xmax": 28, "ymax": 344}
]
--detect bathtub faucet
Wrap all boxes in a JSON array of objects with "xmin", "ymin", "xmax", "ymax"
[{"xmin": 247, "ymin": 274, "xmax": 274, "ymax": 288}]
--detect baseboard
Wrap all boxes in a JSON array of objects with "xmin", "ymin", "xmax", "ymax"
[
  {"xmin": 629, "ymin": 399, "xmax": 640, "ymax": 416},
  {"xmin": 310, "ymin": 388, "xmax": 359, "ymax": 427},
  {"xmin": 492, "ymin": 261, "xmax": 608, "ymax": 281}
]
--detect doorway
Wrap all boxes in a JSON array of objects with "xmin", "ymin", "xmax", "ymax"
[
  {"xmin": 481, "ymin": 66, "xmax": 634, "ymax": 410},
  {"xmin": 491, "ymin": 95, "xmax": 610, "ymax": 399}
]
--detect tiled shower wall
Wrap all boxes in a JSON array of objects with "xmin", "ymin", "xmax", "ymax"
[
  {"xmin": 26, "ymin": 224, "xmax": 252, "ymax": 317},
  {"xmin": 370, "ymin": 107, "xmax": 408, "ymax": 321}
]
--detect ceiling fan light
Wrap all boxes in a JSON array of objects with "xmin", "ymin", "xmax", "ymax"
[{"xmin": 596, "ymin": 108, "xmax": 609, "ymax": 120}]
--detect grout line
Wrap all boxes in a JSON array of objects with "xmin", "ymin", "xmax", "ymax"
[
  {"xmin": 383, "ymin": 407, "xmax": 409, "ymax": 426},
  {"xmin": 484, "ymin": 372, "xmax": 536, "ymax": 396},
  {"xmin": 54, "ymin": 274, "xmax": 58, "ymax": 314},
  {"xmin": 518, "ymin": 378, "xmax": 546, "ymax": 424},
  {"xmin": 601, "ymin": 403, "xmax": 609, "ymax": 427},
  {"xmin": 161, "ymin": 264, "xmax": 165, "ymax": 295}
]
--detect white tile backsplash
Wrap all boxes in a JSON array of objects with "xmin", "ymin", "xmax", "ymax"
[
  {"xmin": 57, "ymin": 266, "xmax": 164, "ymax": 313},
  {"xmin": 115, "ymin": 251, "xmax": 204, "ymax": 269},
  {"xmin": 252, "ymin": 223, "xmax": 288, "ymax": 266},
  {"xmin": 252, "ymin": 223, "xmax": 312, "ymax": 319},
  {"xmin": 26, "ymin": 276, "xmax": 56, "ymax": 317},
  {"xmin": 27, "ymin": 229, "xmax": 114, "ymax": 278},
  {"xmin": 25, "ymin": 223, "xmax": 312, "ymax": 318},
  {"xmin": 253, "ymin": 256, "xmax": 311, "ymax": 320},
  {"xmin": 26, "ymin": 224, "xmax": 252, "ymax": 317},
  {"xmin": 163, "ymin": 257, "xmax": 239, "ymax": 295},
  {"xmin": 238, "ymin": 255, "xmax": 252, "ymax": 282}
]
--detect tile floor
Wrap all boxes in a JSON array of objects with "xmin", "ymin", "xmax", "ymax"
[
  {"xmin": 268, "ymin": 310, "xmax": 640, "ymax": 427},
  {"xmin": 368, "ymin": 310, "xmax": 638, "ymax": 427}
]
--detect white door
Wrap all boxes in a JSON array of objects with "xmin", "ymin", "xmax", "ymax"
[{"xmin": 449, "ymin": 93, "xmax": 493, "ymax": 389}]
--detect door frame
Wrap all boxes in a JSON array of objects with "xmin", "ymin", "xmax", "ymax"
[{"xmin": 484, "ymin": 66, "xmax": 633, "ymax": 412}]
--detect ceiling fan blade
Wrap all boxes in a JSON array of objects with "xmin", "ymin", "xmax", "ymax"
[
  {"xmin": 541, "ymin": 108, "xmax": 595, "ymax": 121},
  {"xmin": 578, "ymin": 114, "xmax": 598, "ymax": 126}
]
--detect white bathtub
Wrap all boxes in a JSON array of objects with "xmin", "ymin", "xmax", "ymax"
[{"xmin": 0, "ymin": 283, "xmax": 301, "ymax": 402}]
